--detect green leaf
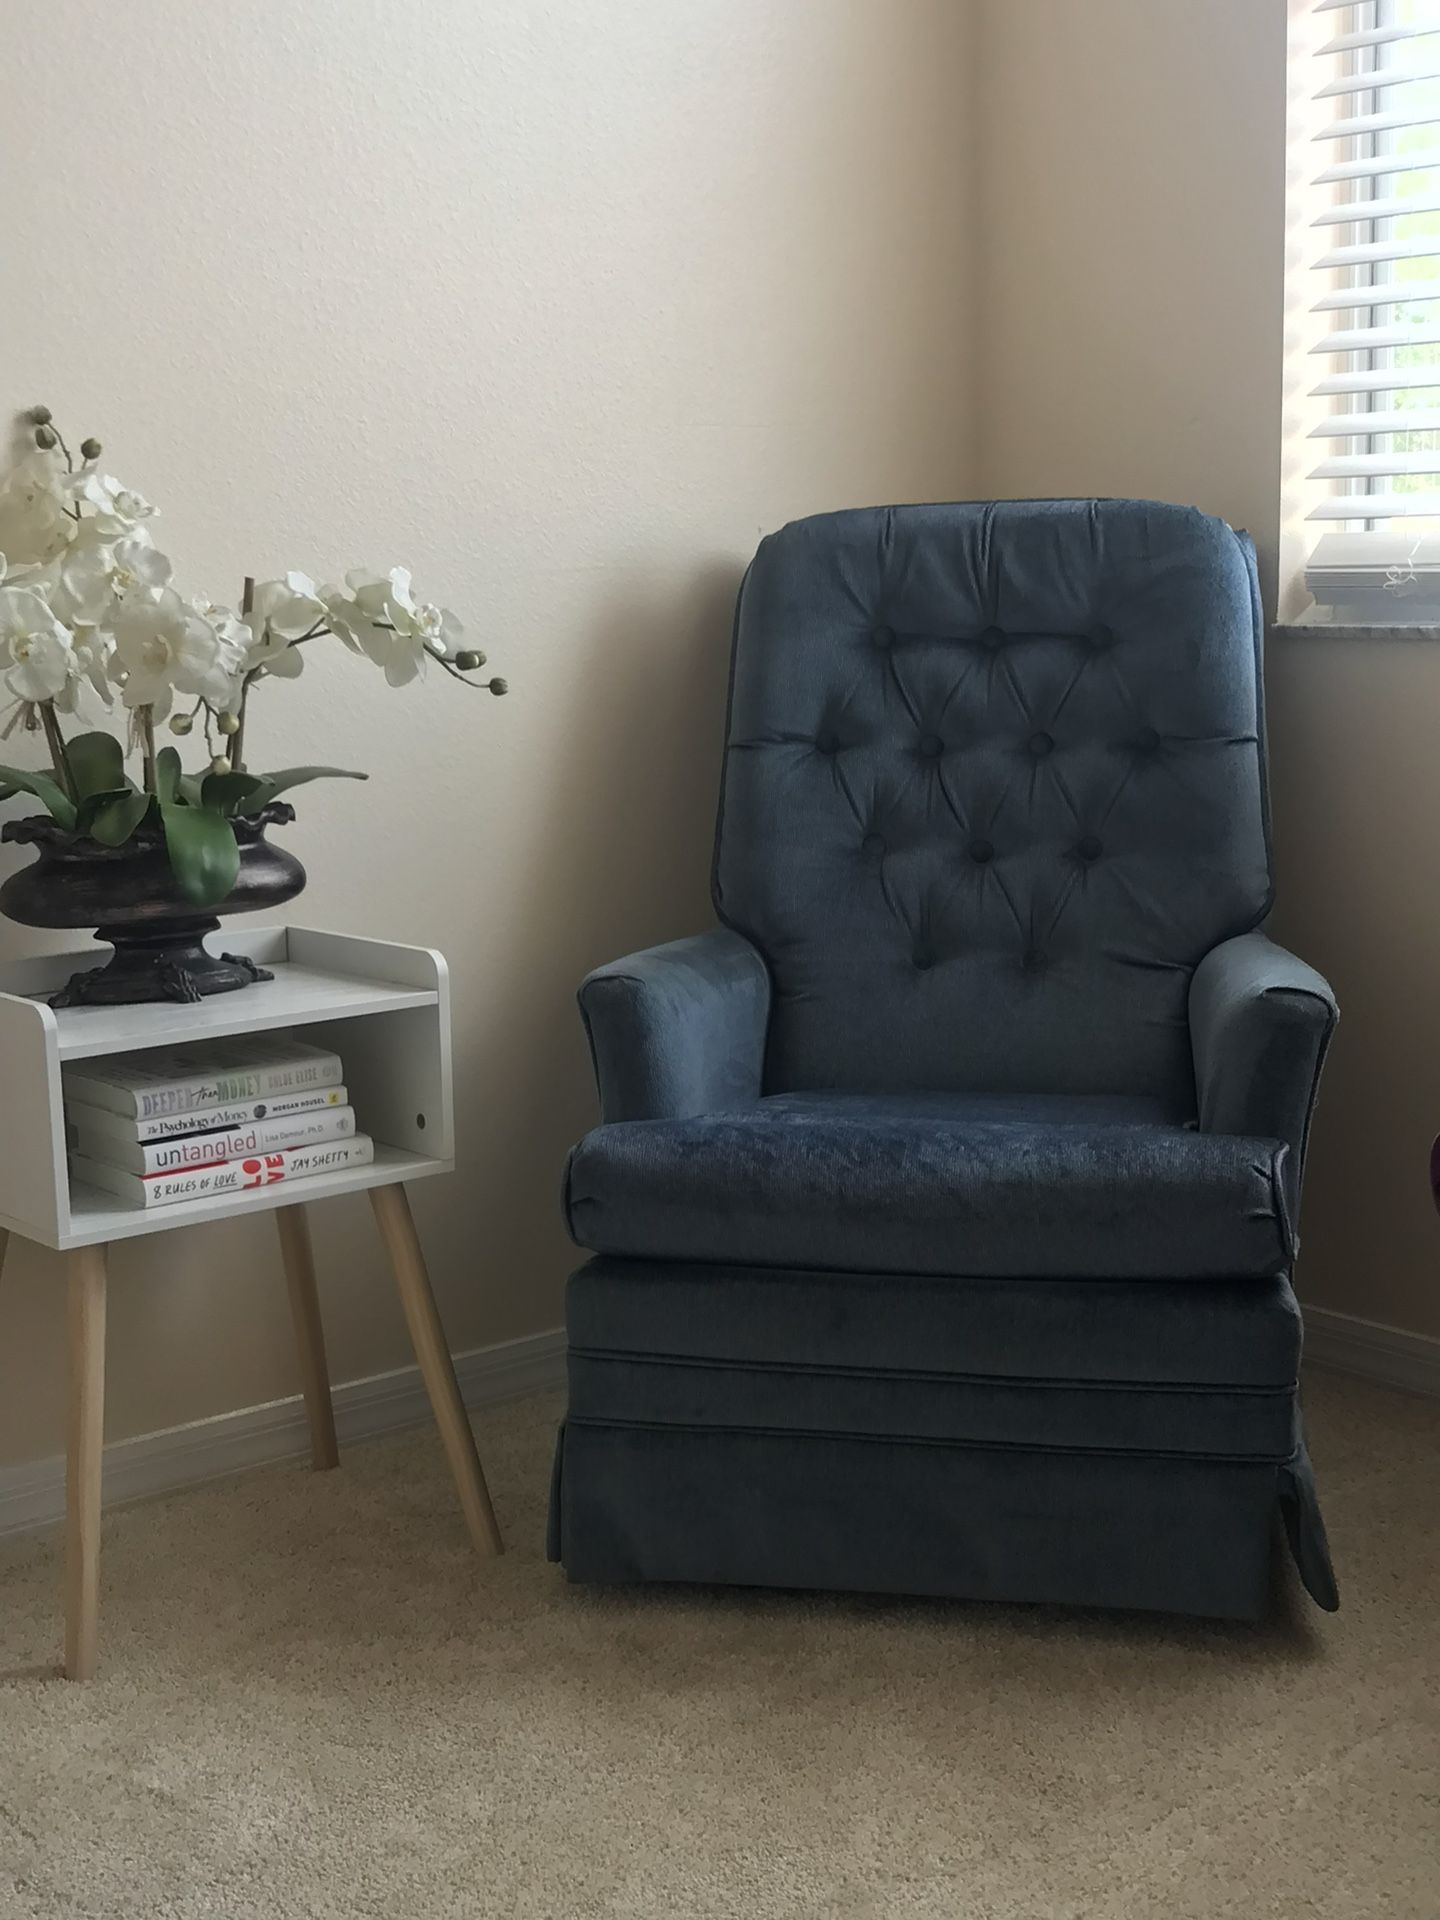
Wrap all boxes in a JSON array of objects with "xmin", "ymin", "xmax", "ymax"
[
  {"xmin": 76, "ymin": 786, "xmax": 127, "ymax": 835},
  {"xmin": 65, "ymin": 731, "xmax": 130, "ymax": 800},
  {"xmin": 154, "ymin": 746, "xmax": 182, "ymax": 805},
  {"xmin": 90, "ymin": 788, "xmax": 153, "ymax": 847},
  {"xmin": 160, "ymin": 801, "xmax": 239, "ymax": 906},
  {"xmin": 0, "ymin": 764, "xmax": 77, "ymax": 831},
  {"xmin": 201, "ymin": 771, "xmax": 268, "ymax": 819},
  {"xmin": 177, "ymin": 773, "xmax": 205, "ymax": 807},
  {"xmin": 246, "ymin": 765, "xmax": 368, "ymax": 807}
]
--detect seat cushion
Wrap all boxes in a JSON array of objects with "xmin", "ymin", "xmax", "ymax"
[{"xmin": 564, "ymin": 1091, "xmax": 1292, "ymax": 1281}]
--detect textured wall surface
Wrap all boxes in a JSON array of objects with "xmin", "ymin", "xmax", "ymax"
[{"xmin": 0, "ymin": 0, "xmax": 977, "ymax": 1466}]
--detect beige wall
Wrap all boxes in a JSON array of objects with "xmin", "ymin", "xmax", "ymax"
[
  {"xmin": 976, "ymin": 0, "xmax": 1440, "ymax": 1343},
  {"xmin": 0, "ymin": 0, "xmax": 978, "ymax": 1468},
  {"xmin": 5, "ymin": 0, "xmax": 1434, "ymax": 1477}
]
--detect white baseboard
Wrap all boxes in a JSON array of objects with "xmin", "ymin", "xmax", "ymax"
[
  {"xmin": 0, "ymin": 1326, "xmax": 565, "ymax": 1542},
  {"xmin": 1303, "ymin": 1305, "xmax": 1440, "ymax": 1399}
]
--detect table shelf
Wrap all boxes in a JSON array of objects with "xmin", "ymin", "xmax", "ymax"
[
  {"xmin": 65, "ymin": 1143, "xmax": 452, "ymax": 1248},
  {"xmin": 46, "ymin": 964, "xmax": 437, "ymax": 1063},
  {"xmin": 0, "ymin": 924, "xmax": 455, "ymax": 1251}
]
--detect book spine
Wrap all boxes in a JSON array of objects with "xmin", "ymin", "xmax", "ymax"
[
  {"xmin": 74, "ymin": 1107, "xmax": 357, "ymax": 1175},
  {"xmin": 66, "ymin": 1086, "xmax": 350, "ymax": 1147},
  {"xmin": 130, "ymin": 1054, "xmax": 344, "ymax": 1121},
  {"xmin": 71, "ymin": 1136, "xmax": 374, "ymax": 1209},
  {"xmin": 65, "ymin": 1052, "xmax": 345, "ymax": 1121}
]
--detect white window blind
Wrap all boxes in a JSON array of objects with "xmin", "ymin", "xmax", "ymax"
[{"xmin": 1305, "ymin": 0, "xmax": 1440, "ymax": 615}]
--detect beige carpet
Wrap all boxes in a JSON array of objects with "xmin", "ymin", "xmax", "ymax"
[{"xmin": 1, "ymin": 1371, "xmax": 1437, "ymax": 1919}]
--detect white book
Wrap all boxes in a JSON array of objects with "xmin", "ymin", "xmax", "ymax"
[
  {"xmin": 69, "ymin": 1135, "xmax": 376, "ymax": 1210},
  {"xmin": 62, "ymin": 1035, "xmax": 343, "ymax": 1122},
  {"xmin": 69, "ymin": 1105, "xmax": 358, "ymax": 1175},
  {"xmin": 64, "ymin": 1084, "xmax": 351, "ymax": 1147}
]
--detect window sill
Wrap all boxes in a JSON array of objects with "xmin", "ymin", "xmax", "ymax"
[{"xmin": 1272, "ymin": 620, "xmax": 1440, "ymax": 643}]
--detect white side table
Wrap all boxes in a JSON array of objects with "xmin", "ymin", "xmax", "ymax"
[{"xmin": 0, "ymin": 923, "xmax": 502, "ymax": 1681}]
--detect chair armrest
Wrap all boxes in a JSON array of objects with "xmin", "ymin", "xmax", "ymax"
[
  {"xmin": 1189, "ymin": 931, "xmax": 1337, "ymax": 1206},
  {"xmin": 578, "ymin": 929, "xmax": 771, "ymax": 1123}
]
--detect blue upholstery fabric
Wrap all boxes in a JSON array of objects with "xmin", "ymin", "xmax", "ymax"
[
  {"xmin": 565, "ymin": 1091, "xmax": 1292, "ymax": 1279},
  {"xmin": 714, "ymin": 500, "xmax": 1271, "ymax": 1100},
  {"xmin": 567, "ymin": 1355, "xmax": 1297, "ymax": 1457},
  {"xmin": 579, "ymin": 930, "xmax": 771, "ymax": 1124},
  {"xmin": 565, "ymin": 1258, "xmax": 1304, "ymax": 1387},
  {"xmin": 553, "ymin": 1422, "xmax": 1291, "ymax": 1619},
  {"xmin": 1191, "ymin": 931, "xmax": 1337, "ymax": 1218},
  {"xmin": 553, "ymin": 499, "xmax": 1340, "ymax": 1620}
]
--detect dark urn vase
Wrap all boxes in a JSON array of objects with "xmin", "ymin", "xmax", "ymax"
[{"xmin": 0, "ymin": 804, "xmax": 307, "ymax": 1009}]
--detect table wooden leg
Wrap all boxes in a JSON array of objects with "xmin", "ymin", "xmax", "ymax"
[
  {"xmin": 275, "ymin": 1205, "xmax": 339, "ymax": 1471},
  {"xmin": 65, "ymin": 1245, "xmax": 107, "ymax": 1682},
  {"xmin": 369, "ymin": 1183, "xmax": 503, "ymax": 1556}
]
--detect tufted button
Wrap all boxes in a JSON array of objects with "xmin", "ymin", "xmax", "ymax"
[
  {"xmin": 1076, "ymin": 834, "xmax": 1103, "ymax": 862},
  {"xmin": 1021, "ymin": 948, "xmax": 1046, "ymax": 974},
  {"xmin": 861, "ymin": 831, "xmax": 885, "ymax": 857},
  {"xmin": 815, "ymin": 729, "xmax": 840, "ymax": 755},
  {"xmin": 1133, "ymin": 726, "xmax": 1161, "ymax": 755},
  {"xmin": 918, "ymin": 732, "xmax": 944, "ymax": 759},
  {"xmin": 913, "ymin": 946, "xmax": 935, "ymax": 971},
  {"xmin": 872, "ymin": 624, "xmax": 894, "ymax": 649},
  {"xmin": 968, "ymin": 838, "xmax": 995, "ymax": 864},
  {"xmin": 1090, "ymin": 625, "xmax": 1113, "ymax": 650},
  {"xmin": 1027, "ymin": 730, "xmax": 1054, "ymax": 758},
  {"xmin": 979, "ymin": 625, "xmax": 1005, "ymax": 651}
]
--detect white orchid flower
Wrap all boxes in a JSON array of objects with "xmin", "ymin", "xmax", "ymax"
[
  {"xmin": 0, "ymin": 455, "xmax": 74, "ymax": 568},
  {"xmin": 192, "ymin": 600, "xmax": 252, "ymax": 672},
  {"xmin": 109, "ymin": 587, "xmax": 242, "ymax": 719},
  {"xmin": 242, "ymin": 571, "xmax": 324, "ymax": 680},
  {"xmin": 59, "ymin": 527, "xmax": 172, "ymax": 627},
  {"xmin": 337, "ymin": 568, "xmax": 414, "ymax": 683},
  {"xmin": 374, "ymin": 567, "xmax": 461, "ymax": 657},
  {"xmin": 340, "ymin": 566, "xmax": 457, "ymax": 685},
  {"xmin": 251, "ymin": 572, "xmax": 325, "ymax": 640},
  {"xmin": 318, "ymin": 584, "xmax": 369, "ymax": 654},
  {"xmin": 0, "ymin": 587, "xmax": 77, "ymax": 705},
  {"xmin": 343, "ymin": 565, "xmax": 411, "ymax": 625},
  {"xmin": 67, "ymin": 470, "xmax": 158, "ymax": 537},
  {"xmin": 390, "ymin": 592, "xmax": 462, "ymax": 658},
  {"xmin": 53, "ymin": 628, "xmax": 116, "ymax": 716}
]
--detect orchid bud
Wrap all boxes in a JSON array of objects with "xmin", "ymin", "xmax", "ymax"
[
  {"xmin": 488, "ymin": 677, "xmax": 508, "ymax": 696},
  {"xmin": 210, "ymin": 755, "xmax": 231, "ymax": 775},
  {"xmin": 28, "ymin": 405, "xmax": 52, "ymax": 426},
  {"xmin": 80, "ymin": 437, "xmax": 102, "ymax": 461},
  {"xmin": 168, "ymin": 713, "xmax": 194, "ymax": 736},
  {"xmin": 33, "ymin": 426, "xmax": 56, "ymax": 450},
  {"xmin": 217, "ymin": 711, "xmax": 240, "ymax": 736}
]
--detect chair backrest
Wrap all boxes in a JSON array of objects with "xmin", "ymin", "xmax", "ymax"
[{"xmin": 712, "ymin": 499, "xmax": 1272, "ymax": 1103}]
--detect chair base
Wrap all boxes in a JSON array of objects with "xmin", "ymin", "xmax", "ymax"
[{"xmin": 548, "ymin": 1420, "xmax": 1337, "ymax": 1622}]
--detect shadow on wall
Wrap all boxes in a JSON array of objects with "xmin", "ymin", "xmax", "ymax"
[
  {"xmin": 542, "ymin": 558, "xmax": 745, "ymax": 976},
  {"xmin": 439, "ymin": 556, "xmax": 745, "ymax": 1326}
]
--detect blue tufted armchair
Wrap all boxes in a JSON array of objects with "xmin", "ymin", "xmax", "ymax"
[{"xmin": 549, "ymin": 500, "xmax": 1338, "ymax": 1620}]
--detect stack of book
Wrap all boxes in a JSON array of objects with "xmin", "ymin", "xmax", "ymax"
[{"xmin": 64, "ymin": 1034, "xmax": 375, "ymax": 1209}]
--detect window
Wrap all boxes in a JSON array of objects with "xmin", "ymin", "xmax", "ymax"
[{"xmin": 1295, "ymin": 0, "xmax": 1440, "ymax": 621}]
